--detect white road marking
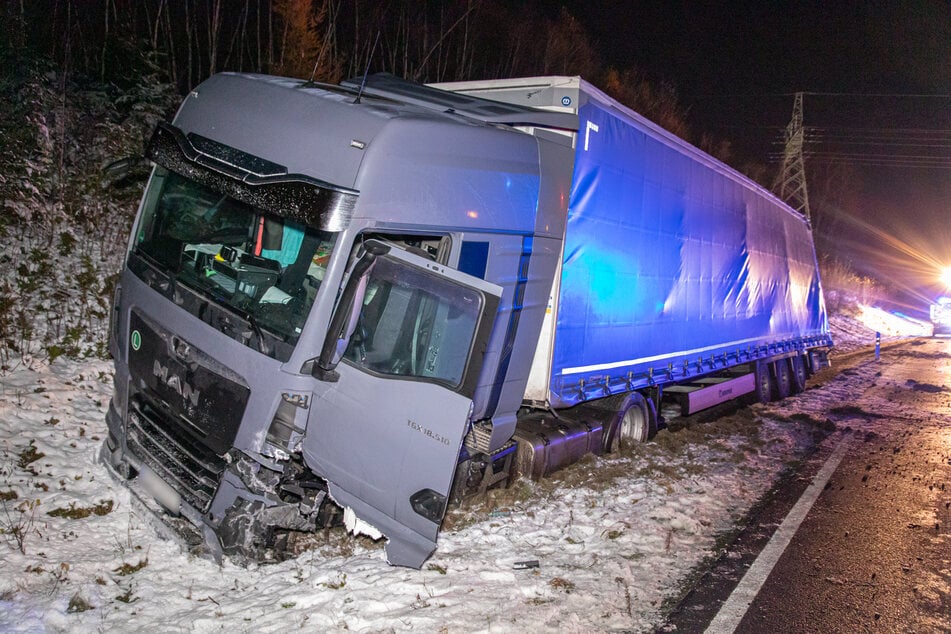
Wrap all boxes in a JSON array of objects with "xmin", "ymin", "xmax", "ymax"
[{"xmin": 705, "ymin": 436, "xmax": 853, "ymax": 633}]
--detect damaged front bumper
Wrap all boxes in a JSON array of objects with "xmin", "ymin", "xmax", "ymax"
[{"xmin": 101, "ymin": 399, "xmax": 340, "ymax": 564}]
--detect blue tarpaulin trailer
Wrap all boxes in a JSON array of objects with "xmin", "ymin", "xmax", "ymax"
[{"xmin": 436, "ymin": 77, "xmax": 832, "ymax": 410}]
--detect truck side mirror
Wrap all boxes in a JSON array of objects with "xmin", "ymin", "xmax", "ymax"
[{"xmin": 312, "ymin": 240, "xmax": 390, "ymax": 382}]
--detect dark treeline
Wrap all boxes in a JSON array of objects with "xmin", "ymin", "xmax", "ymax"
[
  {"xmin": 1, "ymin": 0, "xmax": 815, "ymax": 246},
  {"xmin": 1, "ymin": 0, "xmax": 714, "ymax": 148},
  {"xmin": 0, "ymin": 1, "xmax": 854, "ymax": 362},
  {"xmin": 0, "ymin": 0, "xmax": 744, "ymax": 235},
  {"xmin": 3, "ymin": 0, "xmax": 604, "ymax": 88}
]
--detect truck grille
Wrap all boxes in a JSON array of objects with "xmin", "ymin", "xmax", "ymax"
[{"xmin": 127, "ymin": 397, "xmax": 227, "ymax": 513}]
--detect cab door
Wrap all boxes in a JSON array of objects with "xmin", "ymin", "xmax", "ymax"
[{"xmin": 303, "ymin": 241, "xmax": 501, "ymax": 568}]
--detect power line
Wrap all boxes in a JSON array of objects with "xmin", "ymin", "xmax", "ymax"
[
  {"xmin": 806, "ymin": 140, "xmax": 951, "ymax": 149},
  {"xmin": 796, "ymin": 130, "xmax": 951, "ymax": 140},
  {"xmin": 704, "ymin": 92, "xmax": 951, "ymax": 172},
  {"xmin": 805, "ymin": 126, "xmax": 951, "ymax": 134},
  {"xmin": 690, "ymin": 91, "xmax": 951, "ymax": 99},
  {"xmin": 777, "ymin": 95, "xmax": 950, "ymax": 172},
  {"xmin": 799, "ymin": 91, "xmax": 951, "ymax": 99},
  {"xmin": 768, "ymin": 152, "xmax": 951, "ymax": 169},
  {"xmin": 798, "ymin": 151, "xmax": 951, "ymax": 162},
  {"xmin": 804, "ymin": 129, "xmax": 951, "ymax": 142},
  {"xmin": 805, "ymin": 160, "xmax": 951, "ymax": 169}
]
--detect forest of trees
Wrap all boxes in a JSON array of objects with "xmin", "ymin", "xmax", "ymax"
[
  {"xmin": 3, "ymin": 0, "xmax": 642, "ymax": 93},
  {"xmin": 0, "ymin": 0, "xmax": 754, "ymax": 230},
  {"xmin": 0, "ymin": 0, "xmax": 720, "ymax": 150},
  {"xmin": 0, "ymin": 0, "xmax": 738, "ymax": 234},
  {"xmin": 0, "ymin": 0, "xmax": 868, "ymax": 364},
  {"xmin": 0, "ymin": 0, "xmax": 723, "ymax": 363},
  {"xmin": 4, "ymin": 0, "xmax": 871, "ymax": 249}
]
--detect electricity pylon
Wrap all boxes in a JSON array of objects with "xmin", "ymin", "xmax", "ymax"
[{"xmin": 773, "ymin": 92, "xmax": 812, "ymax": 220}]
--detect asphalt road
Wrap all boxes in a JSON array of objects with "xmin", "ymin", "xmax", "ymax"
[{"xmin": 666, "ymin": 338, "xmax": 951, "ymax": 633}]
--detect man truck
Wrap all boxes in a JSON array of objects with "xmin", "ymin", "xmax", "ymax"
[{"xmin": 102, "ymin": 73, "xmax": 832, "ymax": 569}]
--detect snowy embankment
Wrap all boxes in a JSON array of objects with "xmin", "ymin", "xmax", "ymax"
[
  {"xmin": 0, "ymin": 306, "xmax": 920, "ymax": 632},
  {"xmin": 829, "ymin": 304, "xmax": 931, "ymax": 354}
]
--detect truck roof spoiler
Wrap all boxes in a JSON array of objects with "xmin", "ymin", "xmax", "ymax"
[{"xmin": 341, "ymin": 73, "xmax": 579, "ymax": 132}]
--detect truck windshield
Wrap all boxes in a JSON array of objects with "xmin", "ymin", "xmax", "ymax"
[{"xmin": 132, "ymin": 167, "xmax": 336, "ymax": 346}]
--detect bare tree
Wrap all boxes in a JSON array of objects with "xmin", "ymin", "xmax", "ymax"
[
  {"xmin": 540, "ymin": 8, "xmax": 600, "ymax": 78},
  {"xmin": 603, "ymin": 66, "xmax": 692, "ymax": 141},
  {"xmin": 270, "ymin": 0, "xmax": 339, "ymax": 81},
  {"xmin": 700, "ymin": 132, "xmax": 734, "ymax": 165},
  {"xmin": 207, "ymin": 0, "xmax": 222, "ymax": 76},
  {"xmin": 413, "ymin": 1, "xmax": 480, "ymax": 81}
]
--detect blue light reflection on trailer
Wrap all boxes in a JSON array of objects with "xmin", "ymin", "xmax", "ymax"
[{"xmin": 549, "ymin": 97, "xmax": 830, "ymax": 407}]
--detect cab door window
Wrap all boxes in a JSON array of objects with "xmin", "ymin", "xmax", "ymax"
[{"xmin": 344, "ymin": 256, "xmax": 483, "ymax": 391}]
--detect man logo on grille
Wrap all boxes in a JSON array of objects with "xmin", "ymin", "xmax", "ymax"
[{"xmin": 153, "ymin": 359, "xmax": 201, "ymax": 408}]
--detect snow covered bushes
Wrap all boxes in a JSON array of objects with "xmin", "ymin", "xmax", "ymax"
[
  {"xmin": 0, "ymin": 47, "xmax": 177, "ymax": 367},
  {"xmin": 819, "ymin": 256, "xmax": 881, "ymax": 314}
]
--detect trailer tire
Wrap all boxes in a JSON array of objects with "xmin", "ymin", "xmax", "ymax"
[
  {"xmin": 802, "ymin": 353, "xmax": 814, "ymax": 378},
  {"xmin": 771, "ymin": 359, "xmax": 792, "ymax": 400},
  {"xmin": 789, "ymin": 355, "xmax": 807, "ymax": 394},
  {"xmin": 605, "ymin": 392, "xmax": 657, "ymax": 451},
  {"xmin": 754, "ymin": 361, "xmax": 773, "ymax": 404}
]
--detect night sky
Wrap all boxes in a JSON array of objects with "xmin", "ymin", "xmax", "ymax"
[{"xmin": 556, "ymin": 1, "xmax": 951, "ymax": 309}]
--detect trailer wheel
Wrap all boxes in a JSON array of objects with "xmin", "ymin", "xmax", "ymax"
[
  {"xmin": 754, "ymin": 360, "xmax": 773, "ymax": 404},
  {"xmin": 789, "ymin": 355, "xmax": 807, "ymax": 394},
  {"xmin": 771, "ymin": 359, "xmax": 792, "ymax": 400},
  {"xmin": 605, "ymin": 392, "xmax": 657, "ymax": 450},
  {"xmin": 802, "ymin": 352, "xmax": 814, "ymax": 378}
]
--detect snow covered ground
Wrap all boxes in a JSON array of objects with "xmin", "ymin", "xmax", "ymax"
[
  {"xmin": 829, "ymin": 305, "xmax": 932, "ymax": 353},
  {"xmin": 0, "ymin": 306, "xmax": 925, "ymax": 632}
]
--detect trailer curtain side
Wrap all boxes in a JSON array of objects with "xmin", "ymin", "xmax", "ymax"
[{"xmin": 544, "ymin": 88, "xmax": 830, "ymax": 408}]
